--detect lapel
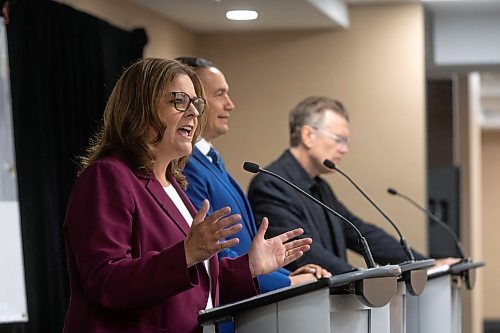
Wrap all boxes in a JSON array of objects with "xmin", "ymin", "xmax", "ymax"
[
  {"xmin": 136, "ymin": 170, "xmax": 191, "ymax": 236},
  {"xmin": 281, "ymin": 151, "xmax": 346, "ymax": 257},
  {"xmin": 209, "ymin": 254, "xmax": 220, "ymax": 306},
  {"xmin": 315, "ymin": 179, "xmax": 347, "ymax": 259},
  {"xmin": 226, "ymin": 174, "xmax": 257, "ymax": 235},
  {"xmin": 168, "ymin": 172, "xmax": 198, "ymax": 217},
  {"xmin": 192, "ymin": 148, "xmax": 256, "ymax": 235},
  {"xmin": 135, "ymin": 166, "xmax": 217, "ymax": 304}
]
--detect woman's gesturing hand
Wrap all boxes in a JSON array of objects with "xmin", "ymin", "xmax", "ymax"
[
  {"xmin": 248, "ymin": 217, "xmax": 312, "ymax": 277},
  {"xmin": 184, "ymin": 200, "xmax": 242, "ymax": 267}
]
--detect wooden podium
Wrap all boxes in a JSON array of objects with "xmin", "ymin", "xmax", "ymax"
[
  {"xmin": 406, "ymin": 260, "xmax": 485, "ymax": 333},
  {"xmin": 199, "ymin": 265, "xmax": 401, "ymax": 333}
]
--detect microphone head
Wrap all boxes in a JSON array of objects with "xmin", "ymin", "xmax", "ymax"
[
  {"xmin": 243, "ymin": 162, "xmax": 260, "ymax": 174},
  {"xmin": 323, "ymin": 159, "xmax": 337, "ymax": 170},
  {"xmin": 387, "ymin": 187, "xmax": 398, "ymax": 195}
]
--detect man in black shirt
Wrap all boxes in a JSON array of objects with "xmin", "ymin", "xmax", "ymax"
[{"xmin": 248, "ymin": 96, "xmax": 458, "ymax": 273}]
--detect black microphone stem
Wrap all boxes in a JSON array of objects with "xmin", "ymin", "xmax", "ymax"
[
  {"xmin": 388, "ymin": 188, "xmax": 467, "ymax": 260},
  {"xmin": 323, "ymin": 160, "xmax": 415, "ymax": 262},
  {"xmin": 244, "ymin": 162, "xmax": 377, "ymax": 269}
]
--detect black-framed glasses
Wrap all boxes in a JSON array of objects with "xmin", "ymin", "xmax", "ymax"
[
  {"xmin": 311, "ymin": 126, "xmax": 349, "ymax": 147},
  {"xmin": 169, "ymin": 92, "xmax": 206, "ymax": 116}
]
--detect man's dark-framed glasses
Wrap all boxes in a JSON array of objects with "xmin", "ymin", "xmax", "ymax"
[{"xmin": 170, "ymin": 92, "xmax": 206, "ymax": 116}]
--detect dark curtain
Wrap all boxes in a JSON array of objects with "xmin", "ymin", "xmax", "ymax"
[{"xmin": 3, "ymin": 1, "xmax": 147, "ymax": 332}]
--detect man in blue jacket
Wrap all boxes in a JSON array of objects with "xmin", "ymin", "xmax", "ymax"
[{"xmin": 178, "ymin": 57, "xmax": 330, "ymax": 294}]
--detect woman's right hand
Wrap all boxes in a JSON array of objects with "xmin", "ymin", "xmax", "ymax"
[{"xmin": 184, "ymin": 200, "xmax": 242, "ymax": 267}]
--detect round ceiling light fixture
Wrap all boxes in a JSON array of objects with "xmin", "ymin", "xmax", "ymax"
[{"xmin": 225, "ymin": 10, "xmax": 258, "ymax": 21}]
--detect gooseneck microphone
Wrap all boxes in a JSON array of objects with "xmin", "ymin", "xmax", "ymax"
[
  {"xmin": 243, "ymin": 161, "xmax": 377, "ymax": 269},
  {"xmin": 323, "ymin": 159, "xmax": 415, "ymax": 262},
  {"xmin": 387, "ymin": 187, "xmax": 467, "ymax": 260}
]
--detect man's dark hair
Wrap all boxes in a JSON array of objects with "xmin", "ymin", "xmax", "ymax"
[{"xmin": 175, "ymin": 57, "xmax": 216, "ymax": 69}]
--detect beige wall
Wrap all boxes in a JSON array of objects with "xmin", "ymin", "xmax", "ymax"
[
  {"xmin": 56, "ymin": 0, "xmax": 199, "ymax": 58},
  {"xmin": 482, "ymin": 130, "xmax": 500, "ymax": 319},
  {"xmin": 201, "ymin": 4, "xmax": 428, "ymax": 255}
]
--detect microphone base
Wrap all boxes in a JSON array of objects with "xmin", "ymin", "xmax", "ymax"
[{"xmin": 398, "ymin": 259, "xmax": 435, "ymax": 296}]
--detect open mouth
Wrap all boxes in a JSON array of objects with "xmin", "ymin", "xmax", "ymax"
[{"xmin": 177, "ymin": 125, "xmax": 194, "ymax": 138}]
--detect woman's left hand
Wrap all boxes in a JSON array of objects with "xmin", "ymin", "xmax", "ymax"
[{"xmin": 248, "ymin": 217, "xmax": 312, "ymax": 277}]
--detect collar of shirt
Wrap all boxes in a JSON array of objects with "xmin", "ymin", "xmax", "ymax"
[
  {"xmin": 195, "ymin": 137, "xmax": 213, "ymax": 162},
  {"xmin": 282, "ymin": 150, "xmax": 320, "ymax": 193}
]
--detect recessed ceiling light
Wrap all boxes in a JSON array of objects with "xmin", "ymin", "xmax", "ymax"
[{"xmin": 225, "ymin": 10, "xmax": 258, "ymax": 21}]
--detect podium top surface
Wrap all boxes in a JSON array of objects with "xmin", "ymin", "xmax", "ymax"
[
  {"xmin": 450, "ymin": 260, "xmax": 485, "ymax": 274},
  {"xmin": 198, "ymin": 265, "xmax": 401, "ymax": 324},
  {"xmin": 398, "ymin": 259, "xmax": 435, "ymax": 273},
  {"xmin": 428, "ymin": 259, "xmax": 485, "ymax": 279}
]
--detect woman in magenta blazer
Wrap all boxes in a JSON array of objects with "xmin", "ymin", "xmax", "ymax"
[{"xmin": 62, "ymin": 58, "xmax": 311, "ymax": 333}]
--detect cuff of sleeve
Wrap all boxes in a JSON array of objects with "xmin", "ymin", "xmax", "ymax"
[
  {"xmin": 219, "ymin": 254, "xmax": 259, "ymax": 305},
  {"xmin": 158, "ymin": 240, "xmax": 200, "ymax": 291}
]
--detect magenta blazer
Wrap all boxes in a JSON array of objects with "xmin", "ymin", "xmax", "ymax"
[{"xmin": 63, "ymin": 153, "xmax": 258, "ymax": 333}]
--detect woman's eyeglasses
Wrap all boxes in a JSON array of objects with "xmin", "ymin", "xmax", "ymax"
[{"xmin": 170, "ymin": 92, "xmax": 206, "ymax": 116}]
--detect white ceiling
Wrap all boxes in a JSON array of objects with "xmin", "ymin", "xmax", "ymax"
[
  {"xmin": 128, "ymin": 0, "xmax": 346, "ymax": 33},
  {"xmin": 128, "ymin": 0, "xmax": 424, "ymax": 33},
  {"xmin": 129, "ymin": 0, "xmax": 500, "ymax": 34}
]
